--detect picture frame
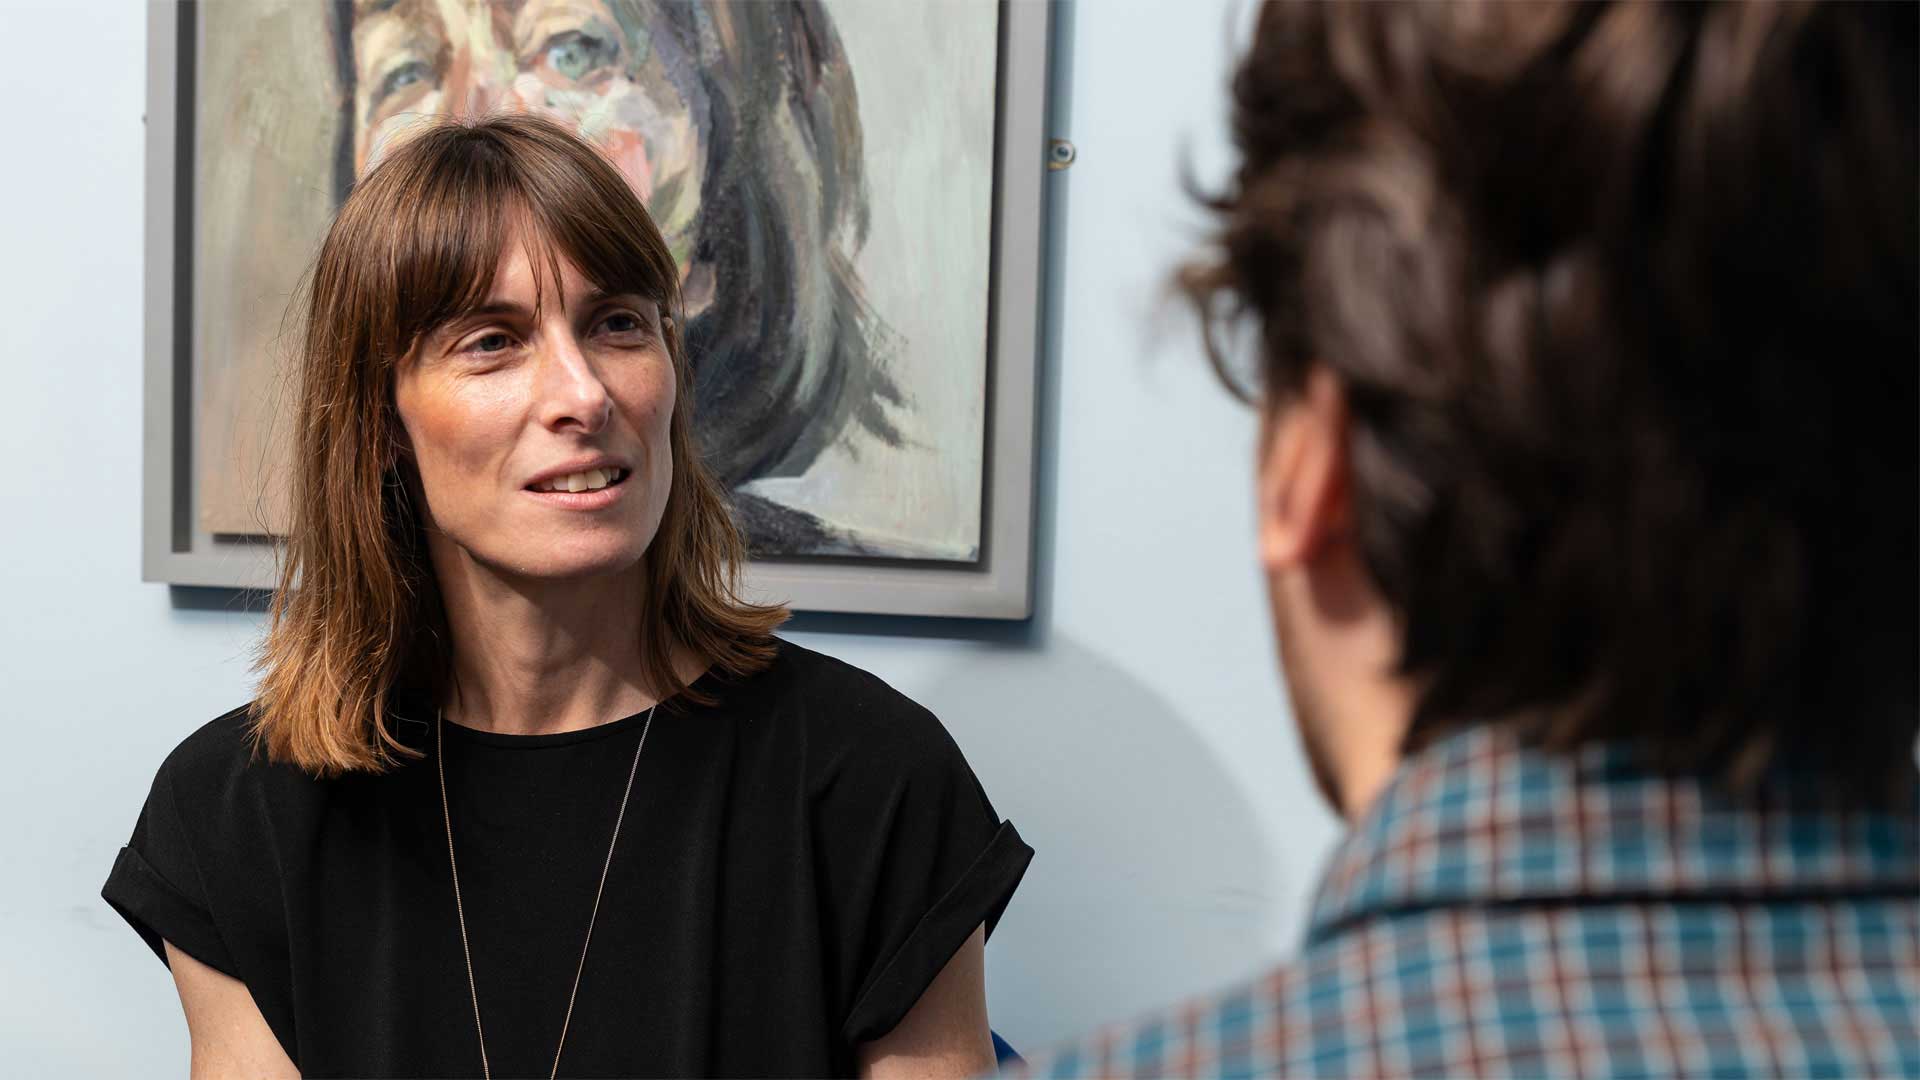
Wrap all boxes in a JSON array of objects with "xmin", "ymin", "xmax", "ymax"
[{"xmin": 142, "ymin": 0, "xmax": 1050, "ymax": 618}]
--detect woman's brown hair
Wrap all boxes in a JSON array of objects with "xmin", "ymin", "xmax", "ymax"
[{"xmin": 252, "ymin": 114, "xmax": 787, "ymax": 776}]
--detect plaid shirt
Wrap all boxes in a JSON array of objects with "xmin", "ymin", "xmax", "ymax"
[{"xmin": 1020, "ymin": 727, "xmax": 1920, "ymax": 1078}]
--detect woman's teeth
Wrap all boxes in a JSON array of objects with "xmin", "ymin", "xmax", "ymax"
[{"xmin": 534, "ymin": 468, "xmax": 624, "ymax": 493}]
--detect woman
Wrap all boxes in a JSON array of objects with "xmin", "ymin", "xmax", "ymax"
[{"xmin": 102, "ymin": 115, "xmax": 1031, "ymax": 1078}]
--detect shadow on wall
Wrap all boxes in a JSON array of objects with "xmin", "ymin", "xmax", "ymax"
[{"xmin": 920, "ymin": 634, "xmax": 1281, "ymax": 1050}]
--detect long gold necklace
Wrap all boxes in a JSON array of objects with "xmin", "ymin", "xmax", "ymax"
[{"xmin": 435, "ymin": 705, "xmax": 656, "ymax": 1080}]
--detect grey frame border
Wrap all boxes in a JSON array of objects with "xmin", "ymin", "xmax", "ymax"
[{"xmin": 144, "ymin": 0, "xmax": 1050, "ymax": 618}]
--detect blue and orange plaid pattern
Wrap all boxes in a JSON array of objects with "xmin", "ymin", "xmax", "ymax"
[{"xmin": 1019, "ymin": 727, "xmax": 1920, "ymax": 1078}]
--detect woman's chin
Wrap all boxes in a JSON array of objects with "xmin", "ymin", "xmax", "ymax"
[{"xmin": 479, "ymin": 544, "xmax": 650, "ymax": 586}]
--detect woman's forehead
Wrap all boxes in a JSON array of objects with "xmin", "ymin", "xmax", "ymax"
[{"xmin": 470, "ymin": 221, "xmax": 654, "ymax": 312}]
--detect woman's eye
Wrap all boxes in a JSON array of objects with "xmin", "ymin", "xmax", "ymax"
[
  {"xmin": 541, "ymin": 29, "xmax": 619, "ymax": 82},
  {"xmin": 593, "ymin": 309, "xmax": 658, "ymax": 341},
  {"xmin": 467, "ymin": 332, "xmax": 513, "ymax": 354}
]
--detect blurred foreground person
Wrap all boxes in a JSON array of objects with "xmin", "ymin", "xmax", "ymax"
[{"xmin": 1026, "ymin": 2, "xmax": 1917, "ymax": 1076}]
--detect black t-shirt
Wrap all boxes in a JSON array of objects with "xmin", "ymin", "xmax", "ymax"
[{"xmin": 102, "ymin": 640, "xmax": 1031, "ymax": 1078}]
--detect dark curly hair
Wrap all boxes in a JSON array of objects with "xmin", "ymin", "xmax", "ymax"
[{"xmin": 1185, "ymin": 0, "xmax": 1917, "ymax": 798}]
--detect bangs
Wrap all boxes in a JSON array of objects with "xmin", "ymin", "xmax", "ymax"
[{"xmin": 359, "ymin": 120, "xmax": 685, "ymax": 361}]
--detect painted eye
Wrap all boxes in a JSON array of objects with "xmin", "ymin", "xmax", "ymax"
[
  {"xmin": 374, "ymin": 59, "xmax": 432, "ymax": 108},
  {"xmin": 542, "ymin": 29, "xmax": 618, "ymax": 82}
]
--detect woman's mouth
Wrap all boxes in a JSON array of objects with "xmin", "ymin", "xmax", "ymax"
[
  {"xmin": 528, "ymin": 467, "xmax": 629, "ymax": 494},
  {"xmin": 524, "ymin": 467, "xmax": 631, "ymax": 509}
]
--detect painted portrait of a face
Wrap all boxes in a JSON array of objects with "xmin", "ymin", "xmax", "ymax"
[
  {"xmin": 348, "ymin": 1, "xmax": 711, "ymax": 301},
  {"xmin": 194, "ymin": 1, "xmax": 1000, "ymax": 561}
]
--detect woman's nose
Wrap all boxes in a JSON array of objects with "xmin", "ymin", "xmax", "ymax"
[{"xmin": 533, "ymin": 335, "xmax": 614, "ymax": 434}]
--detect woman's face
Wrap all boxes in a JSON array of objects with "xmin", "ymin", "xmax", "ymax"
[
  {"xmin": 350, "ymin": 0, "xmax": 709, "ymax": 271},
  {"xmin": 393, "ymin": 231, "xmax": 677, "ymax": 583}
]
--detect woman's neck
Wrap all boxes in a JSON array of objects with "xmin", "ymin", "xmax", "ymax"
[{"xmin": 430, "ymin": 547, "xmax": 692, "ymax": 736}]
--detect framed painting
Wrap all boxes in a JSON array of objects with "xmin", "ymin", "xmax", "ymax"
[{"xmin": 143, "ymin": 0, "xmax": 1049, "ymax": 618}]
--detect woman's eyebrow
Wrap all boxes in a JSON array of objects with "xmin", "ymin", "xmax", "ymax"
[
  {"xmin": 461, "ymin": 299, "xmax": 534, "ymax": 319},
  {"xmin": 442, "ymin": 290, "xmax": 652, "ymax": 330},
  {"xmin": 425, "ymin": 302, "xmax": 530, "ymax": 348},
  {"xmin": 577, "ymin": 288, "xmax": 651, "ymax": 308}
]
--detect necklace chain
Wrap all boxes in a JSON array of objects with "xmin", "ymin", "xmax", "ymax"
[{"xmin": 436, "ymin": 705, "xmax": 656, "ymax": 1080}]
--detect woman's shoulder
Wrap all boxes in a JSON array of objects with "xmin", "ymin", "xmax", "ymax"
[
  {"xmin": 151, "ymin": 702, "xmax": 322, "ymax": 809},
  {"xmin": 758, "ymin": 637, "xmax": 917, "ymax": 698},
  {"xmin": 758, "ymin": 638, "xmax": 936, "ymax": 718},
  {"xmin": 159, "ymin": 703, "xmax": 259, "ymax": 780},
  {"xmin": 735, "ymin": 638, "xmax": 958, "ymax": 761}
]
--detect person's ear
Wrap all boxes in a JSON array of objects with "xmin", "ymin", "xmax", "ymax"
[{"xmin": 1256, "ymin": 366, "xmax": 1352, "ymax": 573}]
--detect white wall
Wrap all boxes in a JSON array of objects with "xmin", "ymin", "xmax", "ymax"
[{"xmin": 0, "ymin": 0, "xmax": 1342, "ymax": 1069}]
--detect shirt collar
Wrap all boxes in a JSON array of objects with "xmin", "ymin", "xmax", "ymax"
[{"xmin": 1305, "ymin": 725, "xmax": 1920, "ymax": 943}]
